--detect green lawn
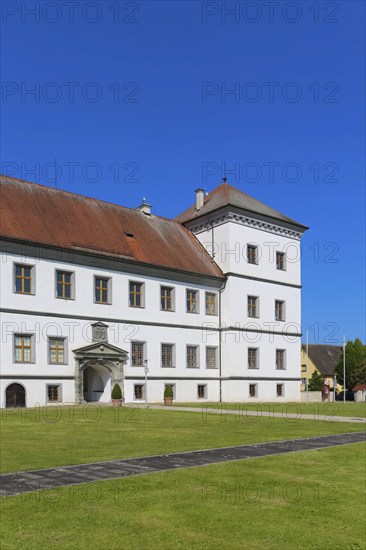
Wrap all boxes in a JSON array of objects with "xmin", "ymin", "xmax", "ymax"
[
  {"xmin": 170, "ymin": 401, "xmax": 366, "ymax": 418},
  {"xmin": 1, "ymin": 443, "xmax": 364, "ymax": 550},
  {"xmin": 0, "ymin": 406, "xmax": 364, "ymax": 474}
]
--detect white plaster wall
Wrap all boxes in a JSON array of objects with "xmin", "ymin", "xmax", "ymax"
[
  {"xmin": 0, "ymin": 250, "xmax": 220, "ymax": 328},
  {"xmin": 195, "ymin": 221, "xmax": 301, "ymax": 285},
  {"xmin": 222, "ymin": 380, "xmax": 300, "ymax": 402}
]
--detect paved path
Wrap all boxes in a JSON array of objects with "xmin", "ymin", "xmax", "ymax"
[
  {"xmin": 150, "ymin": 405, "xmax": 366, "ymax": 423},
  {"xmin": 1, "ymin": 431, "xmax": 364, "ymax": 498}
]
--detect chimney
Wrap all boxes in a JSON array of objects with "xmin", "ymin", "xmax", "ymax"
[
  {"xmin": 136, "ymin": 197, "xmax": 152, "ymax": 215},
  {"xmin": 195, "ymin": 188, "xmax": 205, "ymax": 210}
]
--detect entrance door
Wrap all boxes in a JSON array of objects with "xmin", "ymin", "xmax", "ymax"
[
  {"xmin": 6, "ymin": 383, "xmax": 26, "ymax": 407},
  {"xmin": 83, "ymin": 365, "xmax": 111, "ymax": 402}
]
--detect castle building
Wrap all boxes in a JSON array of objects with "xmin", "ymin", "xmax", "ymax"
[{"xmin": 0, "ymin": 175, "xmax": 308, "ymax": 407}]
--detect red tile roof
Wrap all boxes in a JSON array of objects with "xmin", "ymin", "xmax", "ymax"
[
  {"xmin": 352, "ymin": 384, "xmax": 366, "ymax": 392},
  {"xmin": 176, "ymin": 182, "xmax": 308, "ymax": 229},
  {"xmin": 0, "ymin": 176, "xmax": 224, "ymax": 280}
]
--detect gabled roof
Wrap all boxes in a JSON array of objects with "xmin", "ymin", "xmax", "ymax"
[
  {"xmin": 303, "ymin": 345, "xmax": 342, "ymax": 376},
  {"xmin": 175, "ymin": 182, "xmax": 308, "ymax": 229},
  {"xmin": 0, "ymin": 176, "xmax": 224, "ymax": 280}
]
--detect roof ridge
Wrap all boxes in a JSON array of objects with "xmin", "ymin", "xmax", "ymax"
[{"xmin": 0, "ymin": 174, "xmax": 184, "ymax": 228}]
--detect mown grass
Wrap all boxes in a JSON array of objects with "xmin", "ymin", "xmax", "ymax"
[
  {"xmin": 0, "ymin": 406, "xmax": 364, "ymax": 473},
  {"xmin": 1, "ymin": 443, "xmax": 365, "ymax": 550},
  {"xmin": 170, "ymin": 401, "xmax": 366, "ymax": 418}
]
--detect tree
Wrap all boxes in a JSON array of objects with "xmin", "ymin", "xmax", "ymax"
[
  {"xmin": 308, "ymin": 370, "xmax": 324, "ymax": 391},
  {"xmin": 335, "ymin": 339, "xmax": 366, "ymax": 390}
]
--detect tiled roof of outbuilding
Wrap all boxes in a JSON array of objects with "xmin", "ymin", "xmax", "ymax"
[
  {"xmin": 304, "ymin": 344, "xmax": 342, "ymax": 376},
  {"xmin": 0, "ymin": 176, "xmax": 224, "ymax": 279}
]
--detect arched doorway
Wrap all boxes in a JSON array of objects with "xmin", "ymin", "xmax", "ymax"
[
  {"xmin": 83, "ymin": 364, "xmax": 111, "ymax": 403},
  {"xmin": 6, "ymin": 383, "xmax": 26, "ymax": 408}
]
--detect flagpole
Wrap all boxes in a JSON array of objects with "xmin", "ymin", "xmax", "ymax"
[
  {"xmin": 306, "ymin": 330, "xmax": 309, "ymax": 403},
  {"xmin": 343, "ymin": 335, "xmax": 346, "ymax": 403}
]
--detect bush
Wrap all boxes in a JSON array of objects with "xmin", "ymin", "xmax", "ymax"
[
  {"xmin": 164, "ymin": 385, "xmax": 173, "ymax": 398},
  {"xmin": 111, "ymin": 383, "xmax": 122, "ymax": 399}
]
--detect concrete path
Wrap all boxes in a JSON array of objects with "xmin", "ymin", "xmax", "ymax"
[
  {"xmin": 1, "ymin": 431, "xmax": 364, "ymax": 498},
  {"xmin": 150, "ymin": 405, "xmax": 366, "ymax": 423}
]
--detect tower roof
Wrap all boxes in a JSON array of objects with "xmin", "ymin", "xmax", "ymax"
[{"xmin": 175, "ymin": 182, "xmax": 308, "ymax": 229}]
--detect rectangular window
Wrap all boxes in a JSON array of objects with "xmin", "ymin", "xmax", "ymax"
[
  {"xmin": 161, "ymin": 344, "xmax": 175, "ymax": 368},
  {"xmin": 131, "ymin": 341, "xmax": 146, "ymax": 367},
  {"xmin": 49, "ymin": 337, "xmax": 66, "ymax": 364},
  {"xmin": 276, "ymin": 349, "xmax": 286, "ymax": 370},
  {"xmin": 129, "ymin": 281, "xmax": 144, "ymax": 308},
  {"xmin": 134, "ymin": 384, "xmax": 144, "ymax": 400},
  {"xmin": 248, "ymin": 348, "xmax": 258, "ymax": 369},
  {"xmin": 301, "ymin": 378, "xmax": 307, "ymax": 385},
  {"xmin": 187, "ymin": 345, "xmax": 199, "ymax": 368},
  {"xmin": 247, "ymin": 245, "xmax": 258, "ymax": 265},
  {"xmin": 15, "ymin": 264, "xmax": 33, "ymax": 294},
  {"xmin": 56, "ymin": 270, "xmax": 73, "ymax": 299},
  {"xmin": 301, "ymin": 364, "xmax": 307, "ymax": 372},
  {"xmin": 14, "ymin": 334, "xmax": 33, "ymax": 363},
  {"xmin": 249, "ymin": 384, "xmax": 257, "ymax": 398},
  {"xmin": 47, "ymin": 384, "xmax": 61, "ymax": 402},
  {"xmin": 186, "ymin": 289, "xmax": 198, "ymax": 313},
  {"xmin": 205, "ymin": 292, "xmax": 217, "ymax": 315},
  {"xmin": 95, "ymin": 277, "xmax": 110, "ymax": 304},
  {"xmin": 277, "ymin": 384, "xmax": 284, "ymax": 397},
  {"xmin": 206, "ymin": 347, "xmax": 217, "ymax": 369},
  {"xmin": 276, "ymin": 252, "xmax": 286, "ymax": 271},
  {"xmin": 248, "ymin": 296, "xmax": 258, "ymax": 318},
  {"xmin": 197, "ymin": 384, "xmax": 207, "ymax": 399},
  {"xmin": 275, "ymin": 300, "xmax": 285, "ymax": 321},
  {"xmin": 161, "ymin": 286, "xmax": 174, "ymax": 311}
]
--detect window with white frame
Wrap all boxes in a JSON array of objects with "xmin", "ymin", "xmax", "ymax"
[
  {"xmin": 47, "ymin": 384, "xmax": 62, "ymax": 403},
  {"xmin": 129, "ymin": 281, "xmax": 144, "ymax": 308},
  {"xmin": 187, "ymin": 345, "xmax": 199, "ymax": 368},
  {"xmin": 56, "ymin": 270, "xmax": 74, "ymax": 299},
  {"xmin": 276, "ymin": 349, "xmax": 286, "ymax": 370},
  {"xmin": 276, "ymin": 252, "xmax": 286, "ymax": 270},
  {"xmin": 247, "ymin": 245, "xmax": 258, "ymax": 265},
  {"xmin": 186, "ymin": 289, "xmax": 199, "ymax": 313},
  {"xmin": 131, "ymin": 341, "xmax": 146, "ymax": 367},
  {"xmin": 134, "ymin": 384, "xmax": 144, "ymax": 400},
  {"xmin": 161, "ymin": 343, "xmax": 175, "ymax": 368},
  {"xmin": 205, "ymin": 292, "xmax": 217, "ymax": 315},
  {"xmin": 249, "ymin": 383, "xmax": 257, "ymax": 398},
  {"xmin": 248, "ymin": 296, "xmax": 258, "ymax": 318},
  {"xmin": 14, "ymin": 264, "xmax": 34, "ymax": 294},
  {"xmin": 275, "ymin": 300, "xmax": 285, "ymax": 321},
  {"xmin": 248, "ymin": 348, "xmax": 258, "ymax": 369},
  {"xmin": 206, "ymin": 347, "xmax": 217, "ymax": 369},
  {"xmin": 161, "ymin": 286, "xmax": 174, "ymax": 311},
  {"xmin": 197, "ymin": 384, "xmax": 207, "ymax": 399},
  {"xmin": 48, "ymin": 337, "xmax": 66, "ymax": 364},
  {"xmin": 14, "ymin": 334, "xmax": 34, "ymax": 363},
  {"xmin": 94, "ymin": 276, "xmax": 111, "ymax": 304}
]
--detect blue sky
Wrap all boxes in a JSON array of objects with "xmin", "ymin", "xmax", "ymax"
[{"xmin": 1, "ymin": 1, "xmax": 365, "ymax": 343}]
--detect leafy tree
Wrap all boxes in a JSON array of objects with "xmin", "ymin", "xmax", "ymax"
[
  {"xmin": 335, "ymin": 339, "xmax": 366, "ymax": 390},
  {"xmin": 308, "ymin": 370, "xmax": 324, "ymax": 391}
]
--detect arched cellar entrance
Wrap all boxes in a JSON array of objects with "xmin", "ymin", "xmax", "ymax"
[
  {"xmin": 83, "ymin": 364, "xmax": 111, "ymax": 403},
  {"xmin": 6, "ymin": 383, "xmax": 26, "ymax": 407}
]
